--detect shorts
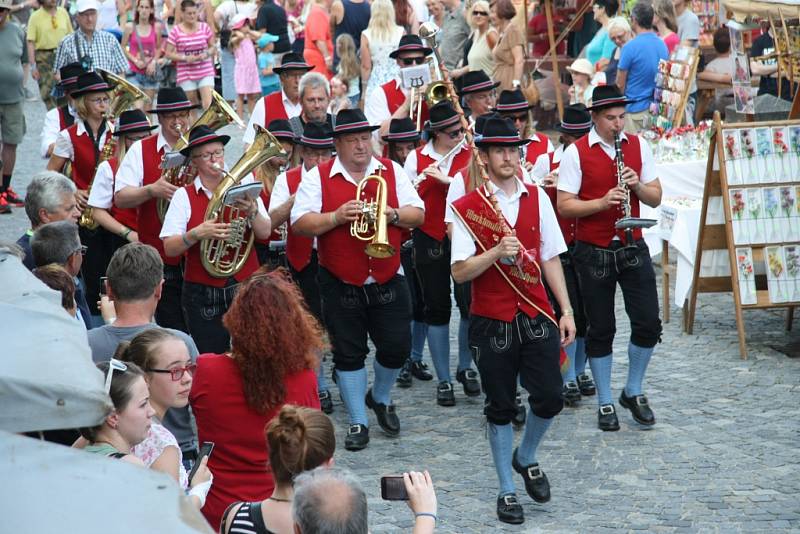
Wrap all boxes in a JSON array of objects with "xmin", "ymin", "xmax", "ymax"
[
  {"xmin": 0, "ymin": 101, "xmax": 26, "ymax": 145},
  {"xmin": 133, "ymin": 72, "xmax": 160, "ymax": 90},
  {"xmin": 179, "ymin": 75, "xmax": 215, "ymax": 92}
]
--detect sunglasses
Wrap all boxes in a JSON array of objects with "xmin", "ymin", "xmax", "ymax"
[
  {"xmin": 104, "ymin": 358, "xmax": 128, "ymax": 394},
  {"xmin": 147, "ymin": 363, "xmax": 197, "ymax": 381},
  {"xmin": 400, "ymin": 57, "xmax": 427, "ymax": 66},
  {"xmin": 507, "ymin": 113, "xmax": 528, "ymax": 122},
  {"xmin": 473, "ymin": 10, "xmax": 488, "ymax": 15},
  {"xmin": 442, "ymin": 127, "xmax": 465, "ymax": 139}
]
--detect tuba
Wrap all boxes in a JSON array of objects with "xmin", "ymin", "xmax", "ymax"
[
  {"xmin": 200, "ymin": 125, "xmax": 287, "ymax": 277},
  {"xmin": 613, "ymin": 133, "xmax": 656, "ymax": 243},
  {"xmin": 157, "ymin": 91, "xmax": 245, "ymax": 222},
  {"xmin": 350, "ymin": 170, "xmax": 394, "ymax": 258},
  {"xmin": 410, "ymin": 22, "xmax": 449, "ymax": 131}
]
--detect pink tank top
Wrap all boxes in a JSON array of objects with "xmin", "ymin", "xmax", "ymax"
[{"xmin": 128, "ymin": 24, "xmax": 158, "ymax": 74}]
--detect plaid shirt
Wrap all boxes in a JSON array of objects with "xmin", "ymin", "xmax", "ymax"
[{"xmin": 53, "ymin": 29, "xmax": 128, "ymax": 75}]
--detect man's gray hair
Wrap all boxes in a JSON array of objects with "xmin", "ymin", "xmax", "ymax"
[
  {"xmin": 25, "ymin": 171, "xmax": 77, "ymax": 227},
  {"xmin": 299, "ymin": 71, "xmax": 331, "ymax": 98},
  {"xmin": 106, "ymin": 243, "xmax": 164, "ymax": 301},
  {"xmin": 293, "ymin": 467, "xmax": 368, "ymax": 534},
  {"xmin": 631, "ymin": 1, "xmax": 654, "ymax": 29},
  {"xmin": 30, "ymin": 220, "xmax": 81, "ymax": 267}
]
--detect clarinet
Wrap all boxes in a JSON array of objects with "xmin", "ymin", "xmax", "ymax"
[{"xmin": 613, "ymin": 133, "xmax": 634, "ymax": 245}]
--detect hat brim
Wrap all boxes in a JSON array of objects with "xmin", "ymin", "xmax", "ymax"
[
  {"xmin": 381, "ymin": 132, "xmax": 421, "ymax": 142},
  {"xmin": 554, "ymin": 123, "xmax": 591, "ymax": 136},
  {"xmin": 389, "ymin": 46, "xmax": 433, "ymax": 59},
  {"xmin": 114, "ymin": 124, "xmax": 159, "ymax": 136},
  {"xmin": 179, "ymin": 134, "xmax": 231, "ymax": 157},
  {"xmin": 71, "ymin": 81, "xmax": 116, "ymax": 98},
  {"xmin": 146, "ymin": 102, "xmax": 202, "ymax": 113},
  {"xmin": 586, "ymin": 98, "xmax": 632, "ymax": 111},
  {"xmin": 297, "ymin": 139, "xmax": 335, "ymax": 149},
  {"xmin": 492, "ymin": 103, "xmax": 536, "ymax": 113},
  {"xmin": 333, "ymin": 124, "xmax": 380, "ymax": 136},
  {"xmin": 273, "ymin": 64, "xmax": 314, "ymax": 74},
  {"xmin": 475, "ymin": 137, "xmax": 531, "ymax": 148},
  {"xmin": 458, "ymin": 80, "xmax": 501, "ymax": 96},
  {"xmin": 566, "ymin": 67, "xmax": 594, "ymax": 78}
]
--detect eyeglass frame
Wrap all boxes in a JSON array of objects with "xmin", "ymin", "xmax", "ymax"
[
  {"xmin": 146, "ymin": 363, "xmax": 197, "ymax": 381},
  {"xmin": 192, "ymin": 148, "xmax": 225, "ymax": 161},
  {"xmin": 472, "ymin": 10, "xmax": 488, "ymax": 16},
  {"xmin": 87, "ymin": 96, "xmax": 111, "ymax": 105},
  {"xmin": 104, "ymin": 358, "xmax": 128, "ymax": 394}
]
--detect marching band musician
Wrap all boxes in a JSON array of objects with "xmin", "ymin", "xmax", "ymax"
[
  {"xmin": 402, "ymin": 101, "xmax": 479, "ymax": 406},
  {"xmin": 47, "ymin": 71, "xmax": 116, "ymax": 319},
  {"xmin": 114, "ymin": 87, "xmax": 197, "ymax": 333},
  {"xmin": 86, "ymin": 109, "xmax": 158, "ymax": 254},
  {"xmin": 556, "ymin": 86, "xmax": 662, "ymax": 431},
  {"xmin": 41, "ymin": 62, "xmax": 85, "ymax": 159},
  {"xmin": 160, "ymin": 125, "xmax": 272, "ymax": 354},
  {"xmin": 291, "ymin": 109, "xmax": 424, "ymax": 451},
  {"xmin": 382, "ymin": 118, "xmax": 434, "ymax": 388},
  {"xmin": 242, "ymin": 53, "xmax": 312, "ymax": 148},
  {"xmin": 450, "ymin": 117, "xmax": 575, "ymax": 525},
  {"xmin": 492, "ymin": 88, "xmax": 553, "ymax": 172},
  {"xmin": 531, "ymin": 104, "xmax": 596, "ymax": 404},
  {"xmin": 457, "ymin": 70, "xmax": 500, "ymax": 123},
  {"xmin": 269, "ymin": 120, "xmax": 336, "ymax": 414}
]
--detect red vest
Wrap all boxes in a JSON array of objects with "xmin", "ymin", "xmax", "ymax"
[
  {"xmin": 452, "ymin": 185, "xmax": 555, "ymax": 323},
  {"xmin": 136, "ymin": 135, "xmax": 179, "ymax": 266},
  {"xmin": 415, "ymin": 144, "xmax": 472, "ymax": 241},
  {"xmin": 106, "ymin": 158, "xmax": 138, "ymax": 231},
  {"xmin": 318, "ymin": 157, "xmax": 402, "ymax": 286},
  {"xmin": 525, "ymin": 133, "xmax": 551, "ymax": 165},
  {"xmin": 257, "ymin": 177, "xmax": 284, "ymax": 246},
  {"xmin": 382, "ymin": 80, "xmax": 429, "ymax": 125},
  {"xmin": 182, "ymin": 183, "xmax": 260, "ymax": 287},
  {"xmin": 574, "ymin": 134, "xmax": 643, "ymax": 247},
  {"xmin": 58, "ymin": 106, "xmax": 75, "ymax": 130},
  {"xmin": 262, "ymin": 91, "xmax": 290, "ymax": 127},
  {"xmin": 66, "ymin": 123, "xmax": 101, "ymax": 190},
  {"xmin": 285, "ymin": 166, "xmax": 315, "ymax": 271},
  {"xmin": 543, "ymin": 153, "xmax": 575, "ymax": 245}
]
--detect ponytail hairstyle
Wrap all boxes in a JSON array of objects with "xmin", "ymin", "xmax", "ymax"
[
  {"xmin": 114, "ymin": 327, "xmax": 183, "ymax": 373},
  {"xmin": 80, "ymin": 360, "xmax": 145, "ymax": 442},
  {"xmin": 266, "ymin": 405, "xmax": 336, "ymax": 486}
]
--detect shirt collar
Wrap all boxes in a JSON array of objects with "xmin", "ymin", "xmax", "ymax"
[
  {"xmin": 76, "ymin": 118, "xmax": 108, "ymax": 138},
  {"xmin": 157, "ymin": 132, "xmax": 170, "ymax": 151},
  {"xmin": 192, "ymin": 176, "xmax": 215, "ymax": 198},
  {"xmin": 420, "ymin": 140, "xmax": 440, "ymax": 159},
  {"xmin": 485, "ymin": 177, "xmax": 529, "ymax": 200},
  {"xmin": 588, "ymin": 127, "xmax": 627, "ymax": 148},
  {"xmin": 329, "ymin": 156, "xmax": 386, "ymax": 185}
]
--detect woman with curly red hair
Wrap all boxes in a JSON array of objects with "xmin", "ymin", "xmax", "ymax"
[{"xmin": 189, "ymin": 268, "xmax": 324, "ymax": 529}]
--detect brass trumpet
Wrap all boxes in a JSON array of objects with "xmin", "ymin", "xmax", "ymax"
[
  {"xmin": 409, "ymin": 21, "xmax": 449, "ymax": 132},
  {"xmin": 350, "ymin": 172, "xmax": 394, "ymax": 258}
]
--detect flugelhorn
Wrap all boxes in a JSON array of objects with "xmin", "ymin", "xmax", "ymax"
[
  {"xmin": 351, "ymin": 170, "xmax": 394, "ymax": 258},
  {"xmin": 613, "ymin": 132, "xmax": 656, "ymax": 243}
]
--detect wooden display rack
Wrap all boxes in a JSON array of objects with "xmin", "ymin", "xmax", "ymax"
[
  {"xmin": 686, "ymin": 112, "xmax": 800, "ymax": 359},
  {"xmin": 649, "ymin": 45, "xmax": 700, "ymax": 130}
]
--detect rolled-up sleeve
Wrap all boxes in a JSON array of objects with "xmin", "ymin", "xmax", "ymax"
[
  {"xmin": 159, "ymin": 187, "xmax": 192, "ymax": 238},
  {"xmin": 290, "ymin": 166, "xmax": 322, "ymax": 225},
  {"xmin": 87, "ymin": 160, "xmax": 114, "ymax": 209},
  {"xmin": 556, "ymin": 144, "xmax": 582, "ymax": 195}
]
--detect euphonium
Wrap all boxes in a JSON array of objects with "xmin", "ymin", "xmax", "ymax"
[
  {"xmin": 157, "ymin": 91, "xmax": 245, "ymax": 222},
  {"xmin": 350, "ymin": 171, "xmax": 394, "ymax": 258},
  {"xmin": 200, "ymin": 125, "xmax": 287, "ymax": 277},
  {"xmin": 612, "ymin": 132, "xmax": 656, "ymax": 243}
]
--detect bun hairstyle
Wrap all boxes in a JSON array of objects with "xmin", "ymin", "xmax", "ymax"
[
  {"xmin": 80, "ymin": 360, "xmax": 145, "ymax": 442},
  {"xmin": 266, "ymin": 405, "xmax": 336, "ymax": 486},
  {"xmin": 114, "ymin": 327, "xmax": 183, "ymax": 373}
]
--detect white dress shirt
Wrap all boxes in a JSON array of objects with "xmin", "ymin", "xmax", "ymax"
[
  {"xmin": 531, "ymin": 144, "xmax": 565, "ymax": 184},
  {"xmin": 87, "ymin": 160, "xmax": 115, "ymax": 209},
  {"xmin": 160, "ymin": 175, "xmax": 267, "ymax": 238},
  {"xmin": 557, "ymin": 128, "xmax": 657, "ymax": 195},
  {"xmin": 445, "ymin": 168, "xmax": 536, "ymax": 224},
  {"xmin": 243, "ymin": 90, "xmax": 303, "ymax": 145},
  {"xmin": 450, "ymin": 178, "xmax": 567, "ymax": 264},
  {"xmin": 364, "ymin": 78, "xmax": 404, "ymax": 147},
  {"xmin": 115, "ymin": 132, "xmax": 171, "ymax": 192},
  {"xmin": 52, "ymin": 118, "xmax": 111, "ymax": 162},
  {"xmin": 41, "ymin": 105, "xmax": 78, "ymax": 159}
]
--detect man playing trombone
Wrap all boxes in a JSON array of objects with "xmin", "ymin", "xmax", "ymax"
[{"xmin": 291, "ymin": 109, "xmax": 424, "ymax": 452}]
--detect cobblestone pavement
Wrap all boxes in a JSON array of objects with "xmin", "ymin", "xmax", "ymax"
[{"xmin": 5, "ymin": 97, "xmax": 800, "ymax": 533}]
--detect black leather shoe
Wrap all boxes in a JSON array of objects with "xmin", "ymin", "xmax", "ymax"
[
  {"xmin": 562, "ymin": 381, "xmax": 581, "ymax": 406},
  {"xmin": 619, "ymin": 391, "xmax": 656, "ymax": 426},
  {"xmin": 576, "ymin": 373, "xmax": 596, "ymax": 396},
  {"xmin": 496, "ymin": 494, "xmax": 524, "ymax": 524},
  {"xmin": 598, "ymin": 404, "xmax": 620, "ymax": 431},
  {"xmin": 319, "ymin": 390, "xmax": 333, "ymax": 414},
  {"xmin": 436, "ymin": 381, "xmax": 456, "ymax": 406},
  {"xmin": 512, "ymin": 448, "xmax": 551, "ymax": 503},
  {"xmin": 512, "ymin": 391, "xmax": 527, "ymax": 429},
  {"xmin": 344, "ymin": 424, "xmax": 369, "ymax": 451},
  {"xmin": 396, "ymin": 360, "xmax": 412, "ymax": 388},
  {"xmin": 365, "ymin": 389, "xmax": 400, "ymax": 436},
  {"xmin": 410, "ymin": 360, "xmax": 433, "ymax": 381},
  {"xmin": 456, "ymin": 368, "xmax": 481, "ymax": 397}
]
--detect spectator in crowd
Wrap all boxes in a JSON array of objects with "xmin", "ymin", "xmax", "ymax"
[
  {"xmin": 166, "ymin": 0, "xmax": 217, "ymax": 110},
  {"xmin": 32, "ymin": 263, "xmax": 78, "ymax": 317},
  {"xmin": 329, "ymin": 75, "xmax": 352, "ymax": 114},
  {"xmin": 617, "ymin": 1, "xmax": 667, "ymax": 132},
  {"xmin": 30, "ymin": 220, "xmax": 94, "ymax": 329},
  {"xmin": 86, "ymin": 242, "xmax": 200, "ymax": 466},
  {"xmin": 392, "ymin": 0, "xmax": 418, "ymax": 33},
  {"xmin": 750, "ymin": 23, "xmax": 794, "ymax": 101},
  {"xmin": 288, "ymin": 71, "xmax": 332, "ymax": 136},
  {"xmin": 220, "ymin": 405, "xmax": 336, "ymax": 534},
  {"xmin": 257, "ymin": 33, "xmax": 281, "ymax": 95},
  {"xmin": 439, "ymin": 0, "xmax": 470, "ymax": 72},
  {"xmin": 255, "ymin": 0, "xmax": 291, "ymax": 61},
  {"xmin": 53, "ymin": 0, "xmax": 129, "ymax": 77},
  {"xmin": 360, "ymin": 0, "xmax": 404, "ymax": 99},
  {"xmin": 283, "ymin": 0, "xmax": 305, "ymax": 55},
  {"xmin": 567, "ymin": 58, "xmax": 595, "ymax": 106},
  {"xmin": 40, "ymin": 63, "xmax": 85, "ymax": 159},
  {"xmin": 491, "ymin": 0, "xmax": 525, "ymax": 91},
  {"xmin": 427, "ymin": 0, "xmax": 444, "ymax": 32},
  {"xmin": 121, "ymin": 0, "xmax": 164, "ymax": 104},
  {"xmin": 303, "ymin": 0, "xmax": 333, "ymax": 78},
  {"xmin": 653, "ymin": 0, "xmax": 679, "ymax": 54},
  {"xmin": 452, "ymin": 0, "xmax": 497, "ymax": 79},
  {"xmin": 230, "ymin": 14, "xmax": 263, "ymax": 116},
  {"xmin": 190, "ymin": 268, "xmax": 324, "ymax": 529},
  {"xmin": 698, "ymin": 26, "xmax": 734, "ymax": 112},
  {"xmin": 528, "ymin": 0, "xmax": 565, "ymax": 58},
  {"xmin": 26, "ymin": 0, "xmax": 73, "ymax": 110},
  {"xmin": 584, "ymin": 0, "xmax": 617, "ymax": 68},
  {"xmin": 17, "ymin": 171, "xmax": 80, "ymax": 270},
  {"xmin": 95, "ymin": 0, "xmax": 126, "ymax": 41},
  {"xmin": 215, "ymin": 0, "xmax": 259, "ymax": 105},
  {"xmin": 330, "ymin": 0, "xmax": 369, "ymax": 68},
  {"xmin": 0, "ymin": 0, "xmax": 28, "ymax": 215},
  {"xmin": 597, "ymin": 15, "xmax": 632, "ymax": 86},
  {"xmin": 674, "ymin": 0, "xmax": 700, "ymax": 116},
  {"xmin": 335, "ymin": 34, "xmax": 361, "ymax": 108}
]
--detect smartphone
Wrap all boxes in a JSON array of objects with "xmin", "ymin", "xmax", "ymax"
[
  {"xmin": 380, "ymin": 476, "xmax": 408, "ymax": 501},
  {"xmin": 100, "ymin": 276, "xmax": 108, "ymax": 296},
  {"xmin": 188, "ymin": 441, "xmax": 215, "ymax": 483}
]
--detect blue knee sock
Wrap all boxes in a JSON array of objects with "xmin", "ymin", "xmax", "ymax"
[
  {"xmin": 336, "ymin": 368, "xmax": 369, "ymax": 426},
  {"xmin": 589, "ymin": 354, "xmax": 613, "ymax": 406},
  {"xmin": 562, "ymin": 341, "xmax": 577, "ymax": 383},
  {"xmin": 625, "ymin": 342, "xmax": 654, "ymax": 397},
  {"xmin": 488, "ymin": 422, "xmax": 516, "ymax": 496},
  {"xmin": 457, "ymin": 318, "xmax": 472, "ymax": 372},
  {"xmin": 372, "ymin": 360, "xmax": 400, "ymax": 405},
  {"xmin": 316, "ymin": 355, "xmax": 328, "ymax": 392},
  {"xmin": 427, "ymin": 324, "xmax": 451, "ymax": 382},
  {"xmin": 517, "ymin": 412, "xmax": 554, "ymax": 466},
  {"xmin": 411, "ymin": 321, "xmax": 428, "ymax": 363},
  {"xmin": 574, "ymin": 337, "xmax": 587, "ymax": 375}
]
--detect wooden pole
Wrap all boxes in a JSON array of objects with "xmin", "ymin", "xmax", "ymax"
[{"xmin": 544, "ymin": 0, "xmax": 563, "ymax": 119}]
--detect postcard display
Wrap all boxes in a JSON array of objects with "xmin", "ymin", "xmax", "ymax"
[
  {"xmin": 648, "ymin": 45, "xmax": 700, "ymax": 130},
  {"xmin": 687, "ymin": 113, "xmax": 800, "ymax": 358}
]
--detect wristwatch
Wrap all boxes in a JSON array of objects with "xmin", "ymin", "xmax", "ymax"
[{"xmin": 390, "ymin": 208, "xmax": 400, "ymax": 225}]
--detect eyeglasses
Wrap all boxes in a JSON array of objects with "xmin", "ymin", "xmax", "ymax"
[
  {"xmin": 442, "ymin": 127, "xmax": 465, "ymax": 139},
  {"xmin": 74, "ymin": 244, "xmax": 88, "ymax": 256},
  {"xmin": 193, "ymin": 148, "xmax": 225, "ymax": 161},
  {"xmin": 507, "ymin": 114, "xmax": 528, "ymax": 122},
  {"xmin": 147, "ymin": 363, "xmax": 197, "ymax": 381},
  {"xmin": 400, "ymin": 57, "xmax": 427, "ymax": 66},
  {"xmin": 88, "ymin": 96, "xmax": 111, "ymax": 105},
  {"xmin": 473, "ymin": 10, "xmax": 488, "ymax": 16},
  {"xmin": 105, "ymin": 358, "xmax": 128, "ymax": 394}
]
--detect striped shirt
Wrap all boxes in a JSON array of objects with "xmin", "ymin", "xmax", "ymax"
[
  {"xmin": 167, "ymin": 22, "xmax": 215, "ymax": 83},
  {"xmin": 223, "ymin": 501, "xmax": 275, "ymax": 534}
]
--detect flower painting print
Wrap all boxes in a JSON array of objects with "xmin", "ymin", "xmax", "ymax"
[
  {"xmin": 766, "ymin": 246, "xmax": 788, "ymax": 303},
  {"xmin": 736, "ymin": 247, "xmax": 757, "ymax": 305},
  {"xmin": 729, "ymin": 188, "xmax": 747, "ymax": 244}
]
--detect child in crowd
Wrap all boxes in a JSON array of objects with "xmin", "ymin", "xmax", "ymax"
[
  {"xmin": 258, "ymin": 33, "xmax": 281, "ymax": 96},
  {"xmin": 335, "ymin": 33, "xmax": 361, "ymax": 107},
  {"xmin": 329, "ymin": 75, "xmax": 352, "ymax": 114},
  {"xmin": 567, "ymin": 58, "xmax": 596, "ymax": 107},
  {"xmin": 229, "ymin": 15, "xmax": 262, "ymax": 116}
]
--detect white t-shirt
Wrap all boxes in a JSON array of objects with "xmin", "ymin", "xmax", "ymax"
[{"xmin": 87, "ymin": 160, "xmax": 115, "ymax": 209}]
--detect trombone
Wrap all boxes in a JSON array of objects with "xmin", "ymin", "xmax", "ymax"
[{"xmin": 409, "ymin": 23, "xmax": 449, "ymax": 132}]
